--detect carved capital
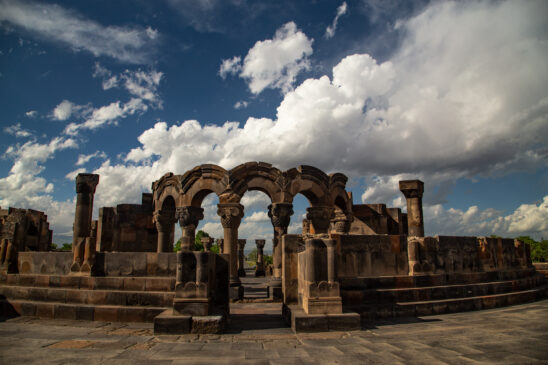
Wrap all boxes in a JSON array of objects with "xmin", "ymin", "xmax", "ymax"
[
  {"xmin": 75, "ymin": 173, "xmax": 100, "ymax": 194},
  {"xmin": 153, "ymin": 210, "xmax": 176, "ymax": 232},
  {"xmin": 331, "ymin": 212, "xmax": 353, "ymax": 234},
  {"xmin": 399, "ymin": 180, "xmax": 424, "ymax": 199},
  {"xmin": 268, "ymin": 203, "xmax": 293, "ymax": 228},
  {"xmin": 176, "ymin": 206, "xmax": 204, "ymax": 228},
  {"xmin": 255, "ymin": 239, "xmax": 265, "ymax": 249},
  {"xmin": 306, "ymin": 206, "xmax": 334, "ymax": 233},
  {"xmin": 217, "ymin": 203, "xmax": 244, "ymax": 229}
]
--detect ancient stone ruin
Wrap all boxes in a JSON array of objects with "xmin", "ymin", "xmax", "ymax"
[{"xmin": 0, "ymin": 162, "xmax": 545, "ymax": 334}]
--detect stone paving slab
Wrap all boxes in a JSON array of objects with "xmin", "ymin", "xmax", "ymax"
[{"xmin": 0, "ymin": 300, "xmax": 547, "ymax": 364}]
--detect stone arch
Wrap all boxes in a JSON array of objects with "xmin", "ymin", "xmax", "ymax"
[
  {"xmin": 153, "ymin": 172, "xmax": 182, "ymax": 212},
  {"xmin": 329, "ymin": 173, "xmax": 353, "ymax": 214},
  {"xmin": 179, "ymin": 164, "xmax": 229, "ymax": 206},
  {"xmin": 286, "ymin": 165, "xmax": 332, "ymax": 206},
  {"xmin": 229, "ymin": 162, "xmax": 286, "ymax": 203}
]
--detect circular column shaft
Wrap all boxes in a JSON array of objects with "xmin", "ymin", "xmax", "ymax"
[
  {"xmin": 399, "ymin": 180, "xmax": 425, "ymax": 237},
  {"xmin": 217, "ymin": 203, "xmax": 244, "ymax": 287},
  {"xmin": 177, "ymin": 206, "xmax": 204, "ymax": 251}
]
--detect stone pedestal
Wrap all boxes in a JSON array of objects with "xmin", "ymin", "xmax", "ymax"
[
  {"xmin": 300, "ymin": 238, "xmax": 342, "ymax": 315},
  {"xmin": 71, "ymin": 173, "xmax": 99, "ymax": 273},
  {"xmin": 255, "ymin": 239, "xmax": 265, "ymax": 277},
  {"xmin": 399, "ymin": 180, "xmax": 425, "ymax": 237},
  {"xmin": 155, "ymin": 250, "xmax": 229, "ymax": 334},
  {"xmin": 217, "ymin": 203, "xmax": 244, "ymax": 300},
  {"xmin": 237, "ymin": 239, "xmax": 246, "ymax": 277},
  {"xmin": 80, "ymin": 221, "xmax": 97, "ymax": 274},
  {"xmin": 268, "ymin": 203, "xmax": 293, "ymax": 300},
  {"xmin": 178, "ymin": 206, "xmax": 204, "ymax": 251}
]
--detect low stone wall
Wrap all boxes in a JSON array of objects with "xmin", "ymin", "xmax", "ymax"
[
  {"xmin": 17, "ymin": 252, "xmax": 177, "ymax": 277},
  {"xmin": 18, "ymin": 252, "xmax": 72, "ymax": 275},
  {"xmin": 337, "ymin": 235, "xmax": 409, "ymax": 277}
]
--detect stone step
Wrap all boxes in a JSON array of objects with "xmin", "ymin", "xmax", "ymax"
[
  {"xmin": 1, "ymin": 273, "xmax": 175, "ymax": 291},
  {"xmin": 0, "ymin": 285, "xmax": 174, "ymax": 307},
  {"xmin": 357, "ymin": 286, "xmax": 548, "ymax": 320},
  {"xmin": 342, "ymin": 275, "xmax": 546, "ymax": 305},
  {"xmin": 0, "ymin": 299, "xmax": 167, "ymax": 322},
  {"xmin": 340, "ymin": 268, "xmax": 538, "ymax": 289}
]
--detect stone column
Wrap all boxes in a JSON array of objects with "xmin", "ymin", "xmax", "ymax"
[
  {"xmin": 331, "ymin": 211, "xmax": 353, "ymax": 234},
  {"xmin": 217, "ymin": 203, "xmax": 244, "ymax": 299},
  {"xmin": 325, "ymin": 239, "xmax": 337, "ymax": 283},
  {"xmin": 306, "ymin": 206, "xmax": 334, "ymax": 234},
  {"xmin": 201, "ymin": 237, "xmax": 214, "ymax": 252},
  {"xmin": 71, "ymin": 173, "xmax": 99, "ymax": 272},
  {"xmin": 237, "ymin": 239, "xmax": 246, "ymax": 277},
  {"xmin": 399, "ymin": 180, "xmax": 425, "ymax": 237},
  {"xmin": 268, "ymin": 203, "xmax": 293, "ymax": 299},
  {"xmin": 255, "ymin": 239, "xmax": 265, "ymax": 277},
  {"xmin": 177, "ymin": 206, "xmax": 204, "ymax": 251},
  {"xmin": 154, "ymin": 211, "xmax": 176, "ymax": 252},
  {"xmin": 216, "ymin": 238, "xmax": 224, "ymax": 253}
]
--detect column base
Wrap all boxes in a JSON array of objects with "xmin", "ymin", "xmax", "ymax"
[
  {"xmin": 229, "ymin": 285, "xmax": 243, "ymax": 301},
  {"xmin": 269, "ymin": 277, "xmax": 283, "ymax": 300}
]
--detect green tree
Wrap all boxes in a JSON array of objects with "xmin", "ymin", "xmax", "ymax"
[
  {"xmin": 61, "ymin": 243, "xmax": 72, "ymax": 251},
  {"xmin": 50, "ymin": 243, "xmax": 58, "ymax": 251},
  {"xmin": 210, "ymin": 244, "xmax": 220, "ymax": 253},
  {"xmin": 264, "ymin": 254, "xmax": 273, "ymax": 265},
  {"xmin": 517, "ymin": 236, "xmax": 548, "ymax": 262},
  {"xmin": 174, "ymin": 238, "xmax": 182, "ymax": 252}
]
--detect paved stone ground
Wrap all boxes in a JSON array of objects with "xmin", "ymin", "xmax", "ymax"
[{"xmin": 1, "ymin": 299, "xmax": 547, "ymax": 364}]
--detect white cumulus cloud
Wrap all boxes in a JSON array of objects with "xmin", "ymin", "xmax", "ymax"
[{"xmin": 221, "ymin": 22, "xmax": 313, "ymax": 94}]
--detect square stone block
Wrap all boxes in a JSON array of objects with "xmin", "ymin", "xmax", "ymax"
[
  {"xmin": 229, "ymin": 285, "xmax": 243, "ymax": 301},
  {"xmin": 153, "ymin": 310, "xmax": 191, "ymax": 335},
  {"xmin": 173, "ymin": 298, "xmax": 210, "ymax": 316},
  {"xmin": 191, "ymin": 315, "xmax": 225, "ymax": 334}
]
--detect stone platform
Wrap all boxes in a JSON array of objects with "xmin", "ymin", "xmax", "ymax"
[{"xmin": 0, "ymin": 300, "xmax": 547, "ymax": 364}]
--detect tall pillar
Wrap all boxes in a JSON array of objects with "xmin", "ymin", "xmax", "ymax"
[
  {"xmin": 154, "ymin": 211, "xmax": 176, "ymax": 252},
  {"xmin": 306, "ymin": 206, "xmax": 334, "ymax": 234},
  {"xmin": 177, "ymin": 206, "xmax": 204, "ymax": 251},
  {"xmin": 255, "ymin": 239, "xmax": 265, "ymax": 277},
  {"xmin": 268, "ymin": 203, "xmax": 293, "ymax": 299},
  {"xmin": 237, "ymin": 239, "xmax": 246, "ymax": 277},
  {"xmin": 399, "ymin": 180, "xmax": 425, "ymax": 237},
  {"xmin": 217, "ymin": 203, "xmax": 244, "ymax": 300},
  {"xmin": 71, "ymin": 173, "xmax": 99, "ymax": 272}
]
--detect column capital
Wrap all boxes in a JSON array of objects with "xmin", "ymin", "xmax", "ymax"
[
  {"xmin": 200, "ymin": 236, "xmax": 214, "ymax": 251},
  {"xmin": 268, "ymin": 203, "xmax": 293, "ymax": 229},
  {"xmin": 306, "ymin": 206, "xmax": 335, "ymax": 233},
  {"xmin": 399, "ymin": 180, "xmax": 424, "ymax": 199},
  {"xmin": 75, "ymin": 173, "xmax": 100, "ymax": 194},
  {"xmin": 176, "ymin": 206, "xmax": 204, "ymax": 228},
  {"xmin": 255, "ymin": 239, "xmax": 265, "ymax": 249},
  {"xmin": 217, "ymin": 203, "xmax": 244, "ymax": 229},
  {"xmin": 153, "ymin": 210, "xmax": 177, "ymax": 232},
  {"xmin": 331, "ymin": 211, "xmax": 353, "ymax": 234}
]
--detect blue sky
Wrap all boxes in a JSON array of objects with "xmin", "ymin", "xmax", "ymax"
[{"xmin": 0, "ymin": 0, "xmax": 547, "ymax": 249}]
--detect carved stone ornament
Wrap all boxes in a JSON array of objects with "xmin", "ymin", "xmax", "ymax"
[
  {"xmin": 268, "ymin": 203, "xmax": 294, "ymax": 228},
  {"xmin": 176, "ymin": 206, "xmax": 204, "ymax": 228},
  {"xmin": 217, "ymin": 204, "xmax": 244, "ymax": 228},
  {"xmin": 306, "ymin": 206, "xmax": 334, "ymax": 233},
  {"xmin": 75, "ymin": 173, "xmax": 99, "ymax": 194}
]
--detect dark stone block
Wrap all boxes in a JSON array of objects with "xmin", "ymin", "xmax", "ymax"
[
  {"xmin": 20, "ymin": 302, "xmax": 36, "ymax": 316},
  {"xmin": 191, "ymin": 315, "xmax": 225, "ymax": 334},
  {"xmin": 153, "ymin": 310, "xmax": 191, "ymax": 334},
  {"xmin": 54, "ymin": 304, "xmax": 77, "ymax": 319},
  {"xmin": 327, "ymin": 312, "xmax": 360, "ymax": 331},
  {"xmin": 292, "ymin": 312, "xmax": 329, "ymax": 333},
  {"xmin": 76, "ymin": 305, "xmax": 95, "ymax": 321}
]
